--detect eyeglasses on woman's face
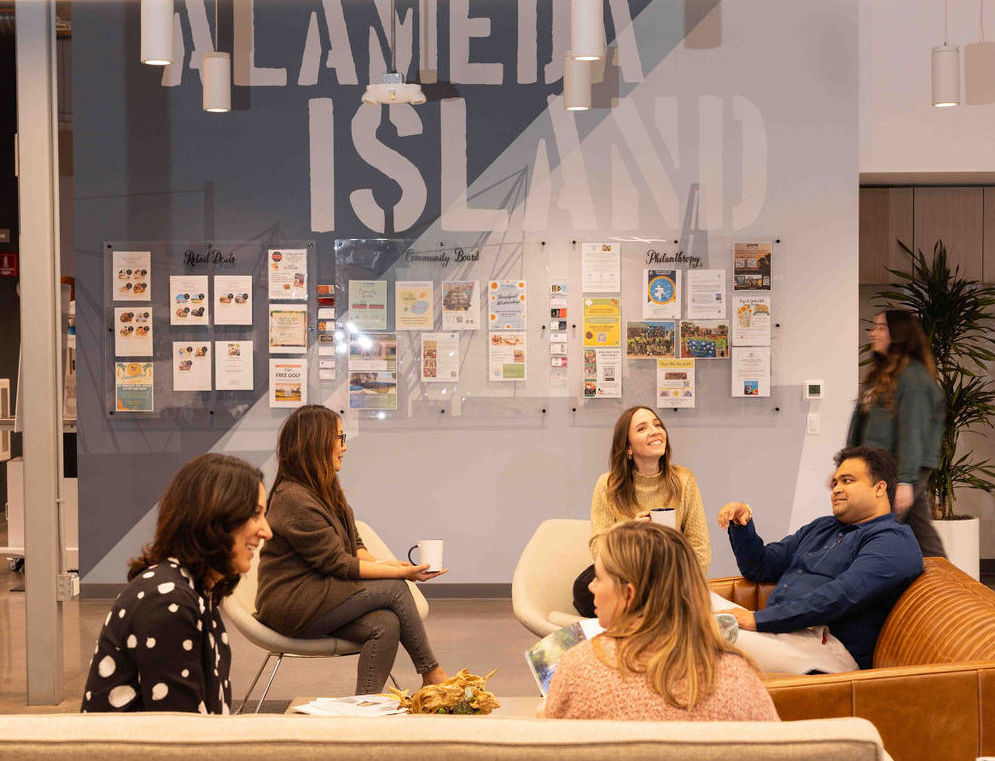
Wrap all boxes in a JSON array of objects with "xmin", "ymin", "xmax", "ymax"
[{"xmin": 336, "ymin": 432, "xmax": 347, "ymax": 444}]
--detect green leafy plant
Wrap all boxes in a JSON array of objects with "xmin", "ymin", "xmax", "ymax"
[{"xmin": 872, "ymin": 240, "xmax": 995, "ymax": 519}]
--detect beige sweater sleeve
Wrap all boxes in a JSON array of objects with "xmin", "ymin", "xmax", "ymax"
[
  {"xmin": 678, "ymin": 469, "xmax": 711, "ymax": 572},
  {"xmin": 590, "ymin": 473, "xmax": 618, "ymax": 539}
]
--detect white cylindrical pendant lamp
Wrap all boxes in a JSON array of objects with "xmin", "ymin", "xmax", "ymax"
[
  {"xmin": 202, "ymin": 52, "xmax": 231, "ymax": 112},
  {"xmin": 141, "ymin": 0, "xmax": 174, "ymax": 65},
  {"xmin": 564, "ymin": 54, "xmax": 591, "ymax": 111},
  {"xmin": 571, "ymin": 0, "xmax": 604, "ymax": 61},
  {"xmin": 932, "ymin": 44, "xmax": 960, "ymax": 106}
]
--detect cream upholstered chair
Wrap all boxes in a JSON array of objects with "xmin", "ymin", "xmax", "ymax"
[
  {"xmin": 511, "ymin": 519, "xmax": 592, "ymax": 637},
  {"xmin": 222, "ymin": 520, "xmax": 428, "ymax": 712}
]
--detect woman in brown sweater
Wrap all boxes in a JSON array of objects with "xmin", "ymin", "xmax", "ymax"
[{"xmin": 255, "ymin": 405, "xmax": 447, "ymax": 694}]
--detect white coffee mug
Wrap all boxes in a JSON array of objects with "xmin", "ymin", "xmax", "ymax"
[
  {"xmin": 649, "ymin": 508, "xmax": 676, "ymax": 529},
  {"xmin": 407, "ymin": 539, "xmax": 444, "ymax": 572}
]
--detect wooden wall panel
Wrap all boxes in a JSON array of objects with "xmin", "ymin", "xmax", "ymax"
[
  {"xmin": 913, "ymin": 187, "xmax": 984, "ymax": 281},
  {"xmin": 984, "ymin": 188, "xmax": 995, "ymax": 283},
  {"xmin": 859, "ymin": 188, "xmax": 914, "ymax": 284}
]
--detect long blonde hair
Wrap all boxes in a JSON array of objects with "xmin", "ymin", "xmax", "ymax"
[
  {"xmin": 593, "ymin": 521, "xmax": 747, "ymax": 709},
  {"xmin": 606, "ymin": 407, "xmax": 682, "ymax": 516}
]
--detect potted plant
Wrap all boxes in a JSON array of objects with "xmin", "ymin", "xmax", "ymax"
[{"xmin": 872, "ymin": 240, "xmax": 995, "ymax": 578}]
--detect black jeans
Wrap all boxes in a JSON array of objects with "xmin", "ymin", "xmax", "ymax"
[
  {"xmin": 902, "ymin": 469, "xmax": 947, "ymax": 558},
  {"xmin": 572, "ymin": 564, "xmax": 597, "ymax": 618},
  {"xmin": 298, "ymin": 579, "xmax": 438, "ymax": 694}
]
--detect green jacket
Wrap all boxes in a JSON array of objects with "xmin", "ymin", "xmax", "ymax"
[{"xmin": 846, "ymin": 360, "xmax": 944, "ymax": 484}]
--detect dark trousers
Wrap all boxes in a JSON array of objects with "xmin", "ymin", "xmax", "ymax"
[
  {"xmin": 572, "ymin": 564, "xmax": 596, "ymax": 618},
  {"xmin": 902, "ymin": 469, "xmax": 947, "ymax": 558}
]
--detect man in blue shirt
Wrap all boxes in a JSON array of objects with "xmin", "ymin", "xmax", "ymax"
[{"xmin": 715, "ymin": 446, "xmax": 923, "ymax": 673}]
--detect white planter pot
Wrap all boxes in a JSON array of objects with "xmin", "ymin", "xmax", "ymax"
[{"xmin": 933, "ymin": 517, "xmax": 980, "ymax": 580}]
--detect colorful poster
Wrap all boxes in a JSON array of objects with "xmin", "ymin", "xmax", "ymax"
[
  {"xmin": 349, "ymin": 280, "xmax": 388, "ymax": 331},
  {"xmin": 114, "ymin": 307, "xmax": 153, "ymax": 357},
  {"xmin": 488, "ymin": 331, "xmax": 527, "ymax": 380},
  {"xmin": 680, "ymin": 320, "xmax": 730, "ymax": 359},
  {"xmin": 214, "ymin": 340, "xmax": 253, "ymax": 391},
  {"xmin": 581, "ymin": 242, "xmax": 620, "ymax": 292},
  {"xmin": 114, "ymin": 362, "xmax": 154, "ymax": 412},
  {"xmin": 643, "ymin": 270, "xmax": 680, "ymax": 320},
  {"xmin": 349, "ymin": 372, "xmax": 397, "ymax": 410},
  {"xmin": 732, "ymin": 347, "xmax": 771, "ymax": 397},
  {"xmin": 317, "ymin": 284, "xmax": 335, "ymax": 307},
  {"xmin": 269, "ymin": 304, "xmax": 308, "ymax": 354},
  {"xmin": 625, "ymin": 321, "xmax": 677, "ymax": 359},
  {"xmin": 549, "ymin": 282, "xmax": 569, "ymax": 388},
  {"xmin": 732, "ymin": 295, "xmax": 772, "ymax": 346},
  {"xmin": 395, "ymin": 281, "xmax": 434, "ymax": 330},
  {"xmin": 441, "ymin": 281, "xmax": 480, "ymax": 330},
  {"xmin": 657, "ymin": 358, "xmax": 695, "ymax": 408},
  {"xmin": 317, "ymin": 307, "xmax": 337, "ymax": 356},
  {"xmin": 685, "ymin": 269, "xmax": 726, "ymax": 319},
  {"xmin": 549, "ymin": 282, "xmax": 568, "ymax": 319},
  {"xmin": 582, "ymin": 297, "xmax": 621, "ymax": 347},
  {"xmin": 170, "ymin": 275, "xmax": 209, "ymax": 326},
  {"xmin": 269, "ymin": 358, "xmax": 307, "ymax": 408},
  {"xmin": 112, "ymin": 250, "xmax": 150, "ymax": 302},
  {"xmin": 268, "ymin": 247, "xmax": 308, "ymax": 300},
  {"xmin": 583, "ymin": 348, "xmax": 621, "ymax": 398},
  {"xmin": 421, "ymin": 333, "xmax": 459, "ymax": 382},
  {"xmin": 734, "ymin": 241, "xmax": 772, "ymax": 290},
  {"xmin": 172, "ymin": 341, "xmax": 212, "ymax": 391},
  {"xmin": 349, "ymin": 332, "xmax": 397, "ymax": 372},
  {"xmin": 214, "ymin": 275, "xmax": 253, "ymax": 326},
  {"xmin": 488, "ymin": 280, "xmax": 527, "ymax": 330}
]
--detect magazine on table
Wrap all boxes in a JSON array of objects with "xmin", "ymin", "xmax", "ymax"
[{"xmin": 524, "ymin": 618, "xmax": 604, "ymax": 696}]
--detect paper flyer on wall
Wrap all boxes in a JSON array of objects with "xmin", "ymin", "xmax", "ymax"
[
  {"xmin": 172, "ymin": 341, "xmax": 212, "ymax": 391},
  {"xmin": 214, "ymin": 340, "xmax": 253, "ymax": 391},
  {"xmin": 625, "ymin": 321, "xmax": 677, "ymax": 359},
  {"xmin": 349, "ymin": 332, "xmax": 397, "ymax": 372},
  {"xmin": 114, "ymin": 362, "xmax": 154, "ymax": 412},
  {"xmin": 657, "ymin": 358, "xmax": 695, "ymax": 408},
  {"xmin": 441, "ymin": 281, "xmax": 479, "ymax": 330},
  {"xmin": 270, "ymin": 358, "xmax": 307, "ymax": 408},
  {"xmin": 488, "ymin": 280, "xmax": 527, "ymax": 330},
  {"xmin": 685, "ymin": 269, "xmax": 726, "ymax": 319},
  {"xmin": 112, "ymin": 250, "xmax": 150, "ymax": 302},
  {"xmin": 581, "ymin": 242, "xmax": 620, "ymax": 292},
  {"xmin": 488, "ymin": 331, "xmax": 526, "ymax": 381},
  {"xmin": 114, "ymin": 307, "xmax": 153, "ymax": 357},
  {"xmin": 317, "ymin": 307, "xmax": 336, "ymax": 356},
  {"xmin": 269, "ymin": 304, "xmax": 308, "ymax": 354},
  {"xmin": 583, "ymin": 348, "xmax": 621, "ymax": 398},
  {"xmin": 317, "ymin": 284, "xmax": 335, "ymax": 306},
  {"xmin": 170, "ymin": 275, "xmax": 209, "ymax": 326},
  {"xmin": 349, "ymin": 280, "xmax": 388, "ymax": 331},
  {"xmin": 732, "ymin": 347, "xmax": 771, "ymax": 397},
  {"xmin": 582, "ymin": 297, "xmax": 621, "ymax": 347},
  {"xmin": 214, "ymin": 275, "xmax": 253, "ymax": 326},
  {"xmin": 732, "ymin": 295, "xmax": 771, "ymax": 346},
  {"xmin": 548, "ymin": 283, "xmax": 568, "ymax": 387},
  {"xmin": 349, "ymin": 372, "xmax": 397, "ymax": 410},
  {"xmin": 734, "ymin": 242, "xmax": 772, "ymax": 290},
  {"xmin": 421, "ymin": 333, "xmax": 459, "ymax": 382},
  {"xmin": 680, "ymin": 319, "xmax": 730, "ymax": 359},
  {"xmin": 268, "ymin": 248, "xmax": 308, "ymax": 300},
  {"xmin": 395, "ymin": 280, "xmax": 434, "ymax": 330},
  {"xmin": 643, "ymin": 270, "xmax": 680, "ymax": 320},
  {"xmin": 318, "ymin": 358, "xmax": 336, "ymax": 381}
]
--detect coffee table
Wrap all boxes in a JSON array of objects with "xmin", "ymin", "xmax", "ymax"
[{"xmin": 288, "ymin": 695, "xmax": 540, "ymax": 718}]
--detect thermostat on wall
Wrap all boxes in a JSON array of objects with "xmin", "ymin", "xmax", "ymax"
[{"xmin": 803, "ymin": 380, "xmax": 824, "ymax": 400}]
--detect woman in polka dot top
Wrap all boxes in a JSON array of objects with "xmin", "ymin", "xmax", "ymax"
[{"xmin": 81, "ymin": 453, "xmax": 272, "ymax": 714}]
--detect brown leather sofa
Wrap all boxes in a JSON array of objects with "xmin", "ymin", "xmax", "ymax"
[{"xmin": 709, "ymin": 557, "xmax": 995, "ymax": 761}]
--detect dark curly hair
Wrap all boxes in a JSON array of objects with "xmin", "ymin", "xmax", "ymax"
[{"xmin": 129, "ymin": 453, "xmax": 263, "ymax": 601}]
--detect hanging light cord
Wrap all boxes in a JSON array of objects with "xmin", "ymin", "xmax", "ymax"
[
  {"xmin": 390, "ymin": 0, "xmax": 397, "ymax": 73},
  {"xmin": 982, "ymin": 0, "xmax": 986, "ymax": 42},
  {"xmin": 944, "ymin": 0, "xmax": 950, "ymax": 44},
  {"xmin": 214, "ymin": 0, "xmax": 219, "ymax": 52}
]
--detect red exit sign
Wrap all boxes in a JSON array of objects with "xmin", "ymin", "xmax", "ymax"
[{"xmin": 0, "ymin": 252, "xmax": 17, "ymax": 277}]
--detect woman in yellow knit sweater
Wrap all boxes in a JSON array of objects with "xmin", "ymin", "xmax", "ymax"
[{"xmin": 573, "ymin": 406, "xmax": 711, "ymax": 617}]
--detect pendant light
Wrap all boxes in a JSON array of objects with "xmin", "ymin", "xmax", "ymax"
[
  {"xmin": 571, "ymin": 0, "xmax": 604, "ymax": 61},
  {"xmin": 362, "ymin": 0, "xmax": 426, "ymax": 105},
  {"xmin": 141, "ymin": 0, "xmax": 174, "ymax": 65},
  {"xmin": 932, "ymin": 0, "xmax": 960, "ymax": 107},
  {"xmin": 202, "ymin": 0, "xmax": 230, "ymax": 112},
  {"xmin": 564, "ymin": 54, "xmax": 591, "ymax": 111}
]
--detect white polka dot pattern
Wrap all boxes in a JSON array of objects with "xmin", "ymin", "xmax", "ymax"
[
  {"xmin": 157, "ymin": 582, "xmax": 175, "ymax": 594},
  {"xmin": 182, "ymin": 639, "xmax": 193, "ymax": 651},
  {"xmin": 108, "ymin": 685, "xmax": 136, "ymax": 708},
  {"xmin": 151, "ymin": 683, "xmax": 168, "ymax": 701},
  {"xmin": 126, "ymin": 635, "xmax": 137, "ymax": 649},
  {"xmin": 145, "ymin": 637, "xmax": 156, "ymax": 648},
  {"xmin": 98, "ymin": 656, "xmax": 116, "ymax": 678}
]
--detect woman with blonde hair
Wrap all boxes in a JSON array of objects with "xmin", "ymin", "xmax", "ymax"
[
  {"xmin": 847, "ymin": 309, "xmax": 945, "ymax": 557},
  {"xmin": 573, "ymin": 406, "xmax": 710, "ymax": 617},
  {"xmin": 545, "ymin": 522, "xmax": 777, "ymax": 721}
]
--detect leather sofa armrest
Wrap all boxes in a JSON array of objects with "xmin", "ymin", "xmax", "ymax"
[{"xmin": 708, "ymin": 575, "xmax": 777, "ymax": 611}]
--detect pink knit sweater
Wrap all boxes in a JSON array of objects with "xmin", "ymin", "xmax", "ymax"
[{"xmin": 543, "ymin": 638, "xmax": 779, "ymax": 721}]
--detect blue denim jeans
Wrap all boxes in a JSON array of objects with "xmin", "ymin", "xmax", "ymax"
[{"xmin": 298, "ymin": 579, "xmax": 438, "ymax": 694}]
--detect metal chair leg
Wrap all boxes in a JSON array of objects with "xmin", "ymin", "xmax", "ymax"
[
  {"xmin": 388, "ymin": 672, "xmax": 400, "ymax": 690},
  {"xmin": 236, "ymin": 653, "xmax": 272, "ymax": 715},
  {"xmin": 254, "ymin": 654, "xmax": 285, "ymax": 713}
]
